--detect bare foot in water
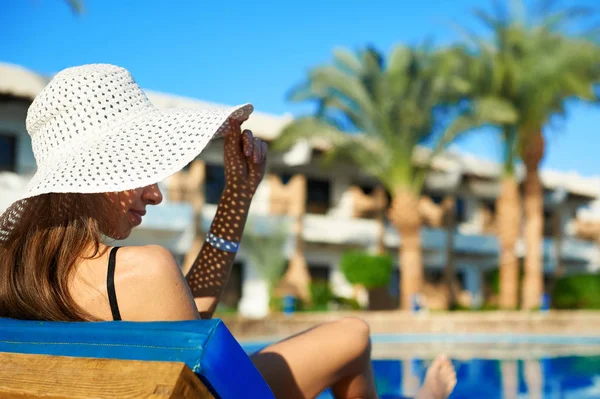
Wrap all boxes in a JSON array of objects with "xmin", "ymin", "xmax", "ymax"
[{"xmin": 414, "ymin": 355, "xmax": 457, "ymax": 399}]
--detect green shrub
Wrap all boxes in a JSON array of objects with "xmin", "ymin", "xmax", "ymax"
[
  {"xmin": 269, "ymin": 293, "xmax": 284, "ymax": 312},
  {"xmin": 339, "ymin": 251, "xmax": 393, "ymax": 289},
  {"xmin": 290, "ymin": 282, "xmax": 362, "ymax": 312},
  {"xmin": 552, "ymin": 274, "xmax": 600, "ymax": 309},
  {"xmin": 486, "ymin": 269, "xmax": 500, "ymax": 295},
  {"xmin": 309, "ymin": 281, "xmax": 333, "ymax": 310}
]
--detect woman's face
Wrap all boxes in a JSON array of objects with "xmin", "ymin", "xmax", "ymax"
[{"xmin": 104, "ymin": 184, "xmax": 163, "ymax": 239}]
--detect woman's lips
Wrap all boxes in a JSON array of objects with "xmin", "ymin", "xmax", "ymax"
[{"xmin": 129, "ymin": 210, "xmax": 146, "ymax": 226}]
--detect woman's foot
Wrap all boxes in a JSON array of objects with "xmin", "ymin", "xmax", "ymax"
[{"xmin": 414, "ymin": 355, "xmax": 457, "ymax": 399}]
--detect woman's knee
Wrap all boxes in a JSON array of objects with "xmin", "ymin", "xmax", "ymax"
[{"xmin": 335, "ymin": 317, "xmax": 371, "ymax": 358}]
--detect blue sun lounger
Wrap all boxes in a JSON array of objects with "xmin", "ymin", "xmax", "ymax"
[{"xmin": 0, "ymin": 317, "xmax": 275, "ymax": 399}]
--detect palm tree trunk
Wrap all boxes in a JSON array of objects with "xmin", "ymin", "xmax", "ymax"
[
  {"xmin": 374, "ymin": 185, "xmax": 388, "ymax": 255},
  {"xmin": 521, "ymin": 131, "xmax": 545, "ymax": 310},
  {"xmin": 276, "ymin": 175, "xmax": 312, "ymax": 304},
  {"xmin": 497, "ymin": 176, "xmax": 520, "ymax": 309},
  {"xmin": 389, "ymin": 189, "xmax": 423, "ymax": 310}
]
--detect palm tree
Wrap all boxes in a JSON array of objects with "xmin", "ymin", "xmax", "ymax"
[
  {"xmin": 456, "ymin": 0, "xmax": 600, "ymax": 309},
  {"xmin": 64, "ymin": 0, "xmax": 84, "ymax": 14},
  {"xmin": 275, "ymin": 45, "xmax": 483, "ymax": 309},
  {"xmin": 449, "ymin": 40, "xmax": 523, "ymax": 309}
]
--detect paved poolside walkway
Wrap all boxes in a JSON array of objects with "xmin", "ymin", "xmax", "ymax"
[{"xmin": 222, "ymin": 311, "xmax": 600, "ymax": 342}]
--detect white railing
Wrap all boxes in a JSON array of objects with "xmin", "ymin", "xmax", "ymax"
[{"xmin": 125, "ymin": 201, "xmax": 600, "ymax": 269}]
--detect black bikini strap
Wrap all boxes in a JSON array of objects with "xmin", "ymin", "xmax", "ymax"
[{"xmin": 107, "ymin": 246, "xmax": 122, "ymax": 321}]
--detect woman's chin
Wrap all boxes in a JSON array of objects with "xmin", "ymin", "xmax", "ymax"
[
  {"xmin": 104, "ymin": 228, "xmax": 133, "ymax": 241},
  {"xmin": 118, "ymin": 229, "xmax": 133, "ymax": 240}
]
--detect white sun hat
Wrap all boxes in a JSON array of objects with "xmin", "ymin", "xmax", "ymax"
[{"xmin": 0, "ymin": 63, "xmax": 253, "ymax": 241}]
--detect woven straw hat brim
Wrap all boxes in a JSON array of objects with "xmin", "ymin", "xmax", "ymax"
[
  {"xmin": 24, "ymin": 103, "xmax": 253, "ymax": 198},
  {"xmin": 0, "ymin": 103, "xmax": 252, "ymax": 241}
]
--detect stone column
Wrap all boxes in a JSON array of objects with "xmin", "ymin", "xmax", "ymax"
[{"xmin": 238, "ymin": 260, "xmax": 270, "ymax": 318}]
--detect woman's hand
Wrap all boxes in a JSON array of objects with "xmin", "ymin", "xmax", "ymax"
[
  {"xmin": 223, "ymin": 119, "xmax": 267, "ymax": 195},
  {"xmin": 185, "ymin": 119, "xmax": 267, "ymax": 315}
]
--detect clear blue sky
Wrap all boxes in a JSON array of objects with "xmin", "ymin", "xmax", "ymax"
[{"xmin": 2, "ymin": 0, "xmax": 600, "ymax": 177}]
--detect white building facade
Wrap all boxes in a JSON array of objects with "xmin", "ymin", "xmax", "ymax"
[{"xmin": 1, "ymin": 63, "xmax": 599, "ymax": 317}]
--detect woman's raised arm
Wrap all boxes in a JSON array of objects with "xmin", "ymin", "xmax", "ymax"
[{"xmin": 185, "ymin": 119, "xmax": 267, "ymax": 319}]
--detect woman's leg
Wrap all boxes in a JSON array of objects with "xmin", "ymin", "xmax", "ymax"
[
  {"xmin": 415, "ymin": 355, "xmax": 457, "ymax": 399},
  {"xmin": 250, "ymin": 317, "xmax": 378, "ymax": 399}
]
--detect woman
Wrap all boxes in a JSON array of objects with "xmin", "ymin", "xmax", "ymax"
[{"xmin": 0, "ymin": 64, "xmax": 456, "ymax": 399}]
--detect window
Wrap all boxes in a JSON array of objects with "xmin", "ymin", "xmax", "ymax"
[
  {"xmin": 429, "ymin": 194, "xmax": 443, "ymax": 204},
  {"xmin": 481, "ymin": 199, "xmax": 496, "ymax": 213},
  {"xmin": 308, "ymin": 264, "xmax": 330, "ymax": 284},
  {"xmin": 0, "ymin": 134, "xmax": 17, "ymax": 172},
  {"xmin": 455, "ymin": 197, "xmax": 467, "ymax": 223},
  {"xmin": 205, "ymin": 164, "xmax": 225, "ymax": 205},
  {"xmin": 456, "ymin": 270, "xmax": 466, "ymax": 289},
  {"xmin": 424, "ymin": 269, "xmax": 444, "ymax": 284},
  {"xmin": 279, "ymin": 173, "xmax": 292, "ymax": 185},
  {"xmin": 543, "ymin": 209, "xmax": 555, "ymax": 238},
  {"xmin": 359, "ymin": 185, "xmax": 375, "ymax": 195},
  {"xmin": 306, "ymin": 178, "xmax": 330, "ymax": 214}
]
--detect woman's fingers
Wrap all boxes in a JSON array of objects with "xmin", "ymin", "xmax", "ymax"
[
  {"xmin": 242, "ymin": 129, "xmax": 254, "ymax": 157},
  {"xmin": 261, "ymin": 141, "xmax": 268, "ymax": 163},
  {"xmin": 240, "ymin": 129, "xmax": 267, "ymax": 164},
  {"xmin": 253, "ymin": 137, "xmax": 262, "ymax": 163}
]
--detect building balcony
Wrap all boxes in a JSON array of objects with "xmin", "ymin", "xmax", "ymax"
[{"xmin": 193, "ymin": 204, "xmax": 599, "ymax": 271}]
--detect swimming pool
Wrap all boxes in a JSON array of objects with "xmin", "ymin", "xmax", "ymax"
[{"xmin": 242, "ymin": 333, "xmax": 600, "ymax": 398}]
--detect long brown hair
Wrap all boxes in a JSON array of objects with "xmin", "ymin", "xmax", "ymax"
[{"xmin": 0, "ymin": 193, "xmax": 117, "ymax": 321}]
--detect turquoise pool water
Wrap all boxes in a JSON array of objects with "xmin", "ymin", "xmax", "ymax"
[{"xmin": 243, "ymin": 334, "xmax": 600, "ymax": 398}]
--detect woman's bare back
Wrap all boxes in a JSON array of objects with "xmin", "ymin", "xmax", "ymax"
[{"xmin": 70, "ymin": 244, "xmax": 200, "ymax": 322}]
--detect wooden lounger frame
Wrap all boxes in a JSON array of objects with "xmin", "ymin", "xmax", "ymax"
[{"xmin": 0, "ymin": 352, "xmax": 215, "ymax": 398}]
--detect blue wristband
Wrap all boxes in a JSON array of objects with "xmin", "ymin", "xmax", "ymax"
[{"xmin": 206, "ymin": 232, "xmax": 240, "ymax": 253}]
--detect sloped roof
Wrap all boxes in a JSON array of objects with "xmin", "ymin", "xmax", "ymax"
[
  {"xmin": 2, "ymin": 62, "xmax": 598, "ymax": 198},
  {"xmin": 0, "ymin": 63, "xmax": 49, "ymax": 100},
  {"xmin": 144, "ymin": 90, "xmax": 293, "ymax": 141}
]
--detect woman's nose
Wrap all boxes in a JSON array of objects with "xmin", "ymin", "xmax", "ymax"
[{"xmin": 142, "ymin": 184, "xmax": 163, "ymax": 205}]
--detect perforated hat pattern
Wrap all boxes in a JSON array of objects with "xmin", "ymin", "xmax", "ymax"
[{"xmin": 0, "ymin": 63, "xmax": 253, "ymax": 241}]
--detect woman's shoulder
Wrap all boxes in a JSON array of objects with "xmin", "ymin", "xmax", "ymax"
[
  {"xmin": 109, "ymin": 245, "xmax": 199, "ymax": 321},
  {"xmin": 117, "ymin": 245, "xmax": 179, "ymax": 273}
]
